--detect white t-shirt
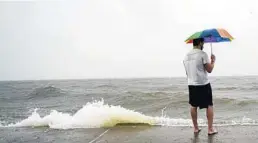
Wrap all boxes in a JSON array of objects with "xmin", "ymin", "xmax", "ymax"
[{"xmin": 183, "ymin": 49, "xmax": 210, "ymax": 85}]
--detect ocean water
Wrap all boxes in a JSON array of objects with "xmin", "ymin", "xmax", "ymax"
[{"xmin": 0, "ymin": 76, "xmax": 258, "ymax": 142}]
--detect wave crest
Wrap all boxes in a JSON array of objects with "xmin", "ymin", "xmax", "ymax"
[
  {"xmin": 27, "ymin": 86, "xmax": 63, "ymax": 99},
  {"xmin": 1, "ymin": 100, "xmax": 258, "ymax": 129}
]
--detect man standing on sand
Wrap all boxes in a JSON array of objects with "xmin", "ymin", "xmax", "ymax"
[{"xmin": 183, "ymin": 38, "xmax": 218, "ymax": 135}]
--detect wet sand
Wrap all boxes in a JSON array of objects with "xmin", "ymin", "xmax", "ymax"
[
  {"xmin": 92, "ymin": 125, "xmax": 258, "ymax": 143},
  {"xmin": 1, "ymin": 126, "xmax": 258, "ymax": 143}
]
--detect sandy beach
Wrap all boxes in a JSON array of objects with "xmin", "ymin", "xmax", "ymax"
[
  {"xmin": 1, "ymin": 125, "xmax": 258, "ymax": 143},
  {"xmin": 91, "ymin": 125, "xmax": 258, "ymax": 143}
]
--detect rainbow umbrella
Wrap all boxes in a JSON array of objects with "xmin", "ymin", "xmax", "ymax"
[{"xmin": 185, "ymin": 28, "xmax": 234, "ymax": 54}]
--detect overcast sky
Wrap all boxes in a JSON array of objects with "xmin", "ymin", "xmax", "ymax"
[{"xmin": 0, "ymin": 0, "xmax": 258, "ymax": 80}]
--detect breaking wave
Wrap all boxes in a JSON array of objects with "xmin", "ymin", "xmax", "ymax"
[{"xmin": 0, "ymin": 100, "xmax": 257, "ymax": 129}]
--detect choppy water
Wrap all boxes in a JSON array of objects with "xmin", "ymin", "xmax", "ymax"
[{"xmin": 0, "ymin": 76, "xmax": 258, "ymax": 142}]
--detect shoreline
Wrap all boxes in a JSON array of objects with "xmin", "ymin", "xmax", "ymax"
[
  {"xmin": 1, "ymin": 125, "xmax": 257, "ymax": 143},
  {"xmin": 94, "ymin": 125, "xmax": 258, "ymax": 143}
]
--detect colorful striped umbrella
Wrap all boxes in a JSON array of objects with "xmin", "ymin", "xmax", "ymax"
[
  {"xmin": 185, "ymin": 28, "xmax": 234, "ymax": 44},
  {"xmin": 185, "ymin": 28, "xmax": 234, "ymax": 54}
]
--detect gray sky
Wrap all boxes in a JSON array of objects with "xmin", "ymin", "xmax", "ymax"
[{"xmin": 0, "ymin": 0, "xmax": 258, "ymax": 80}]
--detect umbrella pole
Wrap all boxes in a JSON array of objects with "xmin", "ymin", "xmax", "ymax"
[{"xmin": 210, "ymin": 43, "xmax": 213, "ymax": 55}]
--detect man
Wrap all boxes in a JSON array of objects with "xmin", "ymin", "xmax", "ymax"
[{"xmin": 183, "ymin": 38, "xmax": 217, "ymax": 135}]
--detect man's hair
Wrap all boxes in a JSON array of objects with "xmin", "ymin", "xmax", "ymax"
[{"xmin": 193, "ymin": 38, "xmax": 204, "ymax": 46}]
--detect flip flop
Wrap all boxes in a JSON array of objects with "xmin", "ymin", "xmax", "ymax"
[{"xmin": 208, "ymin": 131, "xmax": 218, "ymax": 136}]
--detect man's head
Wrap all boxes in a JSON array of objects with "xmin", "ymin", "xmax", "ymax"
[{"xmin": 193, "ymin": 38, "xmax": 204, "ymax": 50}]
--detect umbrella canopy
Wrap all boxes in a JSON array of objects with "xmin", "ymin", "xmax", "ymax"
[{"xmin": 185, "ymin": 28, "xmax": 234, "ymax": 44}]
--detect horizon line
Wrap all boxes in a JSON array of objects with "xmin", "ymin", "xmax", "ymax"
[{"xmin": 0, "ymin": 74, "xmax": 257, "ymax": 82}]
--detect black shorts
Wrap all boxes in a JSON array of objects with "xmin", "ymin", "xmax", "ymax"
[{"xmin": 188, "ymin": 83, "xmax": 213, "ymax": 109}]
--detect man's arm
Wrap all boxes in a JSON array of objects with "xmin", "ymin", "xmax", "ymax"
[{"xmin": 204, "ymin": 54, "xmax": 216, "ymax": 73}]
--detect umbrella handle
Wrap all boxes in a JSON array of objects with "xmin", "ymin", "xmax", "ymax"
[{"xmin": 210, "ymin": 43, "xmax": 213, "ymax": 55}]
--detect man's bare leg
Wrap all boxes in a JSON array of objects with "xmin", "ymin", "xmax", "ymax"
[
  {"xmin": 206, "ymin": 106, "xmax": 217, "ymax": 134},
  {"xmin": 191, "ymin": 106, "xmax": 200, "ymax": 132}
]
